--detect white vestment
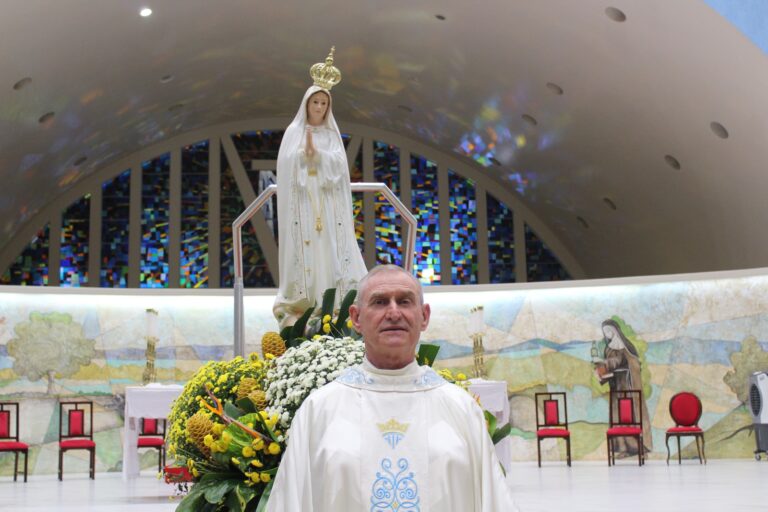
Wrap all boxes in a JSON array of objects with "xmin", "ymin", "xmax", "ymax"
[
  {"xmin": 266, "ymin": 359, "xmax": 518, "ymax": 511},
  {"xmin": 273, "ymin": 86, "xmax": 367, "ymax": 328}
]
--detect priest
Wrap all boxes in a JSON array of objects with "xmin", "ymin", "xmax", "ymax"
[{"xmin": 267, "ymin": 264, "xmax": 518, "ymax": 511}]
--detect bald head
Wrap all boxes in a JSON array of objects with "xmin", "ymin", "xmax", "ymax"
[{"xmin": 355, "ymin": 265, "xmax": 424, "ymax": 306}]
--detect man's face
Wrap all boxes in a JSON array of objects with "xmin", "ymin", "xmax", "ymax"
[{"xmin": 349, "ymin": 270, "xmax": 431, "ymax": 369}]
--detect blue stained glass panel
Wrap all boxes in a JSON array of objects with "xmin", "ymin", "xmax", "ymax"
[
  {"xmin": 140, "ymin": 153, "xmax": 170, "ymax": 288},
  {"xmin": 487, "ymin": 193, "xmax": 515, "ymax": 283},
  {"xmin": 448, "ymin": 170, "xmax": 478, "ymax": 284},
  {"xmin": 60, "ymin": 195, "xmax": 90, "ymax": 286},
  {"xmin": 220, "ymin": 152, "xmax": 274, "ymax": 288},
  {"xmin": 0, "ymin": 225, "xmax": 49, "ymax": 285},
  {"xmin": 374, "ymin": 141, "xmax": 401, "ymax": 266},
  {"xmin": 181, "ymin": 140, "xmax": 209, "ymax": 288},
  {"xmin": 525, "ymin": 224, "xmax": 571, "ymax": 282},
  {"xmin": 410, "ymin": 154, "xmax": 440, "ymax": 284},
  {"xmin": 101, "ymin": 170, "xmax": 130, "ymax": 287},
  {"xmin": 350, "ymin": 144, "xmax": 365, "ymax": 254}
]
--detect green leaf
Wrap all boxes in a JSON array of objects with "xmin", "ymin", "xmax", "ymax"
[
  {"xmin": 491, "ymin": 423, "xmax": 512, "ymax": 445},
  {"xmin": 255, "ymin": 478, "xmax": 275, "ymax": 512},
  {"xmin": 320, "ymin": 287, "xmax": 337, "ymax": 319},
  {"xmin": 224, "ymin": 401, "xmax": 244, "ymax": 420},
  {"xmin": 203, "ymin": 477, "xmax": 239, "ymax": 504},
  {"xmin": 333, "ymin": 289, "xmax": 357, "ymax": 331},
  {"xmin": 236, "ymin": 397, "xmax": 256, "ymax": 414},
  {"xmin": 226, "ymin": 483, "xmax": 257, "ymax": 512},
  {"xmin": 484, "ymin": 410, "xmax": 497, "ymax": 437},
  {"xmin": 289, "ymin": 306, "xmax": 315, "ymax": 346},
  {"xmin": 175, "ymin": 486, "xmax": 207, "ymax": 512},
  {"xmin": 252, "ymin": 410, "xmax": 280, "ymax": 443},
  {"xmin": 416, "ymin": 343, "xmax": 440, "ymax": 366},
  {"xmin": 279, "ymin": 325, "xmax": 292, "ymax": 344}
]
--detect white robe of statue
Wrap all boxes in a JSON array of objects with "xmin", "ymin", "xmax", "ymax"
[
  {"xmin": 273, "ymin": 85, "xmax": 367, "ymax": 328},
  {"xmin": 266, "ymin": 359, "xmax": 518, "ymax": 512}
]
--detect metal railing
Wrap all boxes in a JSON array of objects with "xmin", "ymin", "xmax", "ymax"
[{"xmin": 232, "ymin": 182, "xmax": 417, "ymax": 356}]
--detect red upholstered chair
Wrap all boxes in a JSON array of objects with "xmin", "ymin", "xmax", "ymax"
[
  {"xmin": 59, "ymin": 401, "xmax": 96, "ymax": 480},
  {"xmin": 138, "ymin": 418, "xmax": 166, "ymax": 473},
  {"xmin": 0, "ymin": 402, "xmax": 29, "ymax": 482},
  {"xmin": 606, "ymin": 389, "xmax": 644, "ymax": 466},
  {"xmin": 666, "ymin": 391, "xmax": 706, "ymax": 465},
  {"xmin": 535, "ymin": 392, "xmax": 571, "ymax": 467}
]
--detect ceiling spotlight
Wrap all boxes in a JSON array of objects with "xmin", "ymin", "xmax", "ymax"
[
  {"xmin": 664, "ymin": 154, "xmax": 681, "ymax": 170},
  {"xmin": 603, "ymin": 197, "xmax": 617, "ymax": 210},
  {"xmin": 490, "ymin": 157, "xmax": 502, "ymax": 166},
  {"xmin": 13, "ymin": 77, "xmax": 32, "ymax": 91},
  {"xmin": 605, "ymin": 7, "xmax": 626, "ymax": 22},
  {"xmin": 546, "ymin": 82, "xmax": 564, "ymax": 95},
  {"xmin": 522, "ymin": 114, "xmax": 538, "ymax": 126},
  {"xmin": 159, "ymin": 74, "xmax": 174, "ymax": 84},
  {"xmin": 38, "ymin": 111, "xmax": 55, "ymax": 124},
  {"xmin": 168, "ymin": 103, "xmax": 184, "ymax": 113},
  {"xmin": 397, "ymin": 104, "xmax": 413, "ymax": 113},
  {"xmin": 710, "ymin": 121, "xmax": 729, "ymax": 139},
  {"xmin": 73, "ymin": 156, "xmax": 88, "ymax": 166},
  {"xmin": 435, "ymin": 14, "xmax": 446, "ymax": 20},
  {"xmin": 140, "ymin": 7, "xmax": 153, "ymax": 17},
  {"xmin": 577, "ymin": 216, "xmax": 589, "ymax": 229}
]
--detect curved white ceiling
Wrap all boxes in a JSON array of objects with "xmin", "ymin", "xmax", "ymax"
[{"xmin": 2, "ymin": 0, "xmax": 767, "ymax": 279}]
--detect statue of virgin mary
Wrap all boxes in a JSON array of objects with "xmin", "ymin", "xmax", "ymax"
[{"xmin": 273, "ymin": 48, "xmax": 367, "ymax": 328}]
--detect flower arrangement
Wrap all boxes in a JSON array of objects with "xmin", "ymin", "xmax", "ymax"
[{"xmin": 266, "ymin": 335, "xmax": 365, "ymax": 430}]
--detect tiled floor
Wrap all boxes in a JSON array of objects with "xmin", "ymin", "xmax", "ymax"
[{"xmin": 1, "ymin": 460, "xmax": 767, "ymax": 511}]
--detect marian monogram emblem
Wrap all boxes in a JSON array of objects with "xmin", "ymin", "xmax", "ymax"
[
  {"xmin": 370, "ymin": 458, "xmax": 420, "ymax": 511},
  {"xmin": 377, "ymin": 418, "xmax": 409, "ymax": 450}
]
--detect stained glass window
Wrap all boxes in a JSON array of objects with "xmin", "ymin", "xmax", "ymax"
[
  {"xmin": 181, "ymin": 141, "xmax": 209, "ymax": 288},
  {"xmin": 140, "ymin": 153, "xmax": 170, "ymax": 288},
  {"xmin": 525, "ymin": 224, "xmax": 570, "ymax": 282},
  {"xmin": 349, "ymin": 143, "xmax": 365, "ymax": 254},
  {"xmin": 374, "ymin": 141, "xmax": 401, "ymax": 266},
  {"xmin": 487, "ymin": 193, "xmax": 515, "ymax": 283},
  {"xmin": 448, "ymin": 170, "xmax": 477, "ymax": 284},
  {"xmin": 220, "ymin": 153, "xmax": 274, "ymax": 288},
  {"xmin": 232, "ymin": 130, "xmax": 284, "ymax": 161},
  {"xmin": 410, "ymin": 154, "xmax": 440, "ymax": 284},
  {"xmin": 60, "ymin": 195, "xmax": 90, "ymax": 286},
  {"xmin": 0, "ymin": 225, "xmax": 49, "ymax": 285},
  {"xmin": 101, "ymin": 170, "xmax": 130, "ymax": 287}
]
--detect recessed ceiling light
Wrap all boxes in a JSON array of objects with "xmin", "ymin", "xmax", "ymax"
[
  {"xmin": 522, "ymin": 114, "xmax": 538, "ymax": 126},
  {"xmin": 710, "ymin": 121, "xmax": 729, "ymax": 139},
  {"xmin": 605, "ymin": 7, "xmax": 626, "ymax": 22},
  {"xmin": 397, "ymin": 104, "xmax": 413, "ymax": 113},
  {"xmin": 160, "ymin": 74, "xmax": 174, "ymax": 84},
  {"xmin": 168, "ymin": 103, "xmax": 184, "ymax": 113},
  {"xmin": 545, "ymin": 82, "xmax": 564, "ymax": 95},
  {"xmin": 73, "ymin": 156, "xmax": 88, "ymax": 166},
  {"xmin": 664, "ymin": 154, "xmax": 681, "ymax": 170},
  {"xmin": 140, "ymin": 7, "xmax": 152, "ymax": 17},
  {"xmin": 13, "ymin": 77, "xmax": 32, "ymax": 91},
  {"xmin": 577, "ymin": 216, "xmax": 589, "ymax": 229},
  {"xmin": 603, "ymin": 197, "xmax": 617, "ymax": 210},
  {"xmin": 38, "ymin": 112, "xmax": 55, "ymax": 124},
  {"xmin": 435, "ymin": 14, "xmax": 446, "ymax": 20},
  {"xmin": 490, "ymin": 157, "xmax": 502, "ymax": 166}
]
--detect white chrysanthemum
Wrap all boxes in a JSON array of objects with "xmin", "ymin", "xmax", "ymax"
[{"xmin": 265, "ymin": 335, "xmax": 365, "ymax": 430}]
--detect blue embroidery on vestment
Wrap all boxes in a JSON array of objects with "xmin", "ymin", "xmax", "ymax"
[
  {"xmin": 335, "ymin": 367, "xmax": 375, "ymax": 385},
  {"xmin": 412, "ymin": 368, "xmax": 444, "ymax": 388},
  {"xmin": 370, "ymin": 458, "xmax": 420, "ymax": 511}
]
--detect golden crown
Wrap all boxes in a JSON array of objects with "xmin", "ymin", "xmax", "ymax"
[
  {"xmin": 377, "ymin": 418, "xmax": 409, "ymax": 435},
  {"xmin": 310, "ymin": 47, "xmax": 342, "ymax": 90}
]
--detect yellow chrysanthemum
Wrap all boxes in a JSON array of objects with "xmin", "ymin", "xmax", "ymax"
[
  {"xmin": 268, "ymin": 442, "xmax": 281, "ymax": 455},
  {"xmin": 250, "ymin": 459, "xmax": 264, "ymax": 468},
  {"xmin": 346, "ymin": 319, "xmax": 353, "ymax": 328},
  {"xmin": 242, "ymin": 446, "xmax": 255, "ymax": 458},
  {"xmin": 322, "ymin": 314, "xmax": 331, "ymax": 323},
  {"xmin": 457, "ymin": 372, "xmax": 467, "ymax": 381},
  {"xmin": 260, "ymin": 473, "xmax": 271, "ymax": 483},
  {"xmin": 322, "ymin": 323, "xmax": 331, "ymax": 334}
]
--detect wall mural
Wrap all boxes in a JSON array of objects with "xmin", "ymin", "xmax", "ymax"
[{"xmin": 0, "ymin": 271, "xmax": 766, "ymax": 475}]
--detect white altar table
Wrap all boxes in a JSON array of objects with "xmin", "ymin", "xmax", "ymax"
[
  {"xmin": 122, "ymin": 383, "xmax": 183, "ymax": 480},
  {"xmin": 468, "ymin": 378, "xmax": 511, "ymax": 472}
]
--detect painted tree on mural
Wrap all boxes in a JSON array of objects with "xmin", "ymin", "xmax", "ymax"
[
  {"xmin": 7, "ymin": 312, "xmax": 96, "ymax": 394},
  {"xmin": 724, "ymin": 335, "xmax": 768, "ymax": 404}
]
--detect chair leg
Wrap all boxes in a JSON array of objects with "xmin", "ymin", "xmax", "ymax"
[
  {"xmin": 666, "ymin": 434, "xmax": 671, "ymax": 465},
  {"xmin": 677, "ymin": 436, "xmax": 682, "ymax": 464},
  {"xmin": 13, "ymin": 451, "xmax": 19, "ymax": 481},
  {"xmin": 157, "ymin": 447, "xmax": 162, "ymax": 474},
  {"xmin": 566, "ymin": 437, "xmax": 571, "ymax": 467},
  {"xmin": 701, "ymin": 434, "xmax": 707, "ymax": 464},
  {"xmin": 537, "ymin": 438, "xmax": 542, "ymax": 467},
  {"xmin": 58, "ymin": 449, "xmax": 63, "ymax": 481},
  {"xmin": 606, "ymin": 436, "xmax": 611, "ymax": 466},
  {"xmin": 23, "ymin": 450, "xmax": 28, "ymax": 483},
  {"xmin": 90, "ymin": 448, "xmax": 95, "ymax": 479},
  {"xmin": 637, "ymin": 436, "xmax": 642, "ymax": 466}
]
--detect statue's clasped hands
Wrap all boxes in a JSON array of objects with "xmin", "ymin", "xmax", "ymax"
[{"xmin": 305, "ymin": 126, "xmax": 316, "ymax": 159}]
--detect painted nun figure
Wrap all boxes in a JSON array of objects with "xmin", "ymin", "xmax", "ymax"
[{"xmin": 273, "ymin": 48, "xmax": 367, "ymax": 328}]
